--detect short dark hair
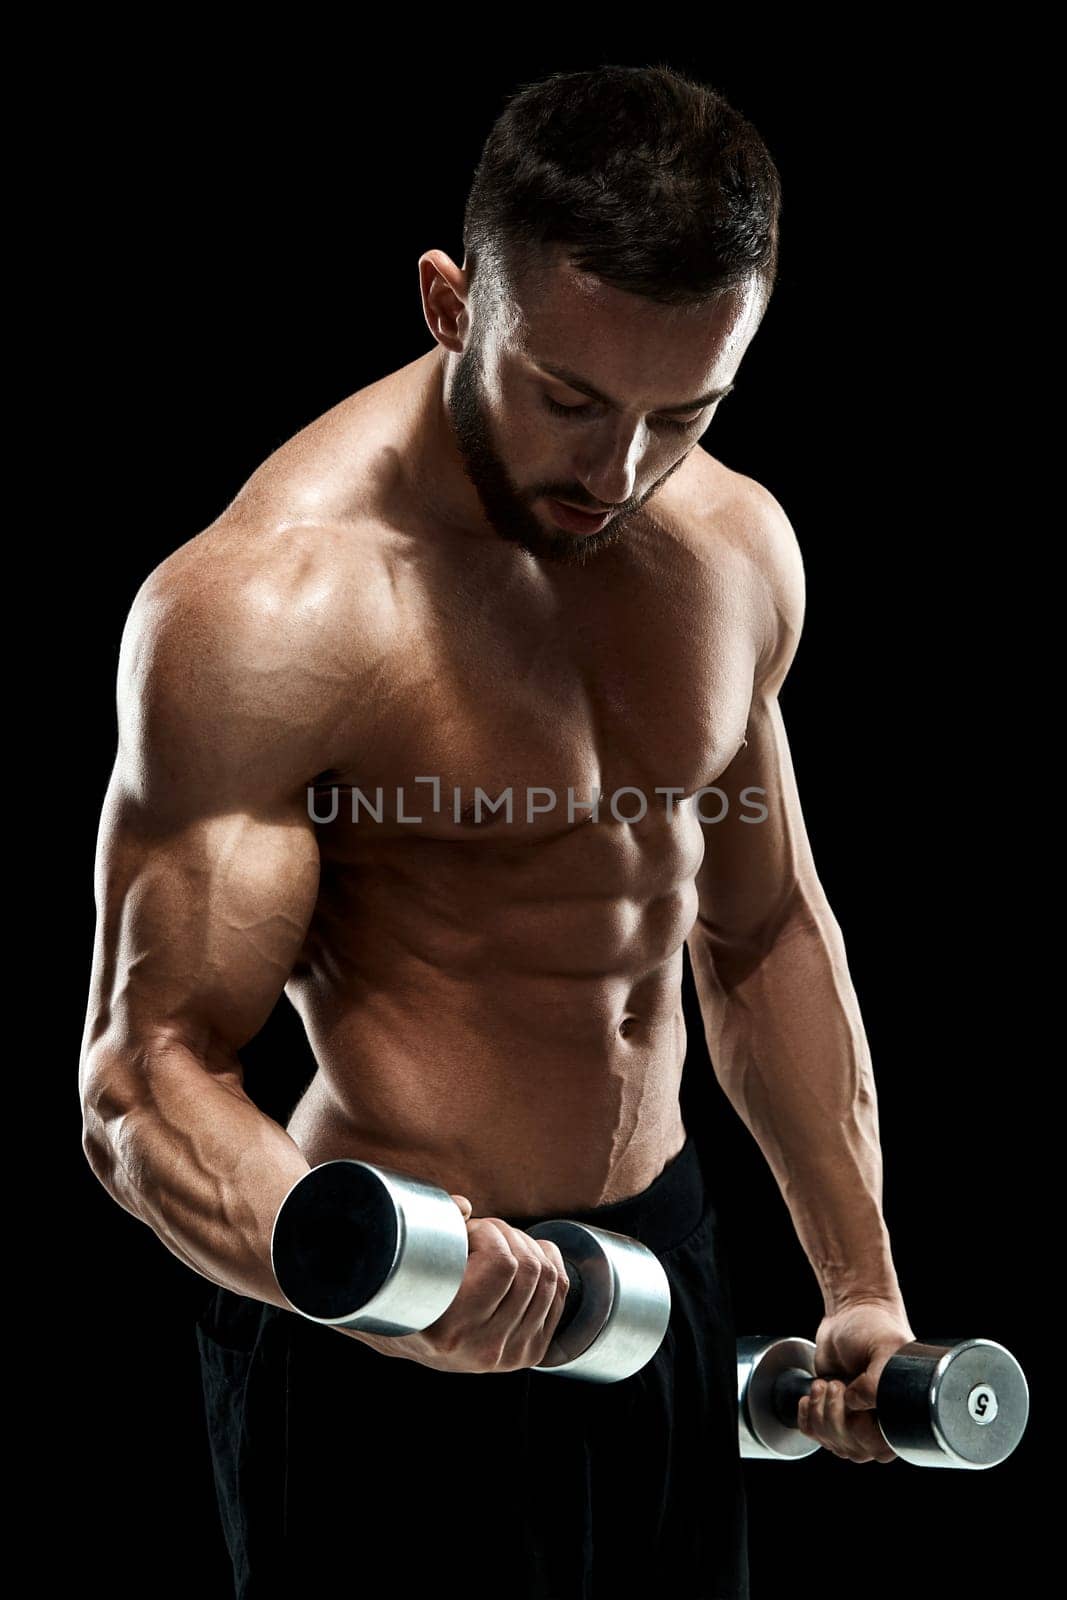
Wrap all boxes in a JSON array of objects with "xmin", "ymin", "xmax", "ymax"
[{"xmin": 462, "ymin": 63, "xmax": 782, "ymax": 313}]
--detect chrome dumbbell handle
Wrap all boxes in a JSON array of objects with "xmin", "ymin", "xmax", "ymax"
[{"xmin": 556, "ymin": 1267, "xmax": 586, "ymax": 1337}]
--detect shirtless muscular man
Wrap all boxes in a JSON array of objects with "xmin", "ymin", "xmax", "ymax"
[{"xmin": 80, "ymin": 64, "xmax": 914, "ymax": 1599}]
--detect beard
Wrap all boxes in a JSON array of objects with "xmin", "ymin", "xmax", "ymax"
[{"xmin": 445, "ymin": 337, "xmax": 662, "ymax": 567}]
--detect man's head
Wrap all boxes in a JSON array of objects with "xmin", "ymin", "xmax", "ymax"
[{"xmin": 418, "ymin": 64, "xmax": 781, "ymax": 565}]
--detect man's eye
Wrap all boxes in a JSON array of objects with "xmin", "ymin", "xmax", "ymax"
[
  {"xmin": 544, "ymin": 396, "xmax": 590, "ymax": 418},
  {"xmin": 543, "ymin": 395, "xmax": 700, "ymax": 433}
]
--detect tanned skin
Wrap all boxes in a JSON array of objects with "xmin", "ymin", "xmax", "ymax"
[{"xmin": 80, "ymin": 246, "xmax": 908, "ymax": 1433}]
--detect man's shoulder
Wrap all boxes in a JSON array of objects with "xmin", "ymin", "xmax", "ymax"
[
  {"xmin": 137, "ymin": 486, "xmax": 401, "ymax": 664},
  {"xmin": 686, "ymin": 452, "xmax": 801, "ymax": 578},
  {"xmin": 678, "ymin": 451, "xmax": 805, "ymax": 686},
  {"xmin": 123, "ymin": 509, "xmax": 398, "ymax": 763},
  {"xmin": 683, "ymin": 451, "xmax": 803, "ymax": 613}
]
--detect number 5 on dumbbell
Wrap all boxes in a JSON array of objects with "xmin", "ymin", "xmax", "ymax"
[{"xmin": 270, "ymin": 1158, "xmax": 672, "ymax": 1384}]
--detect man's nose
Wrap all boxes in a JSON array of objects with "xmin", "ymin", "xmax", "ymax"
[{"xmin": 573, "ymin": 426, "xmax": 642, "ymax": 506}]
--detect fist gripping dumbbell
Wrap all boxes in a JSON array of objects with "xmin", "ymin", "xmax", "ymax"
[
  {"xmin": 270, "ymin": 1159, "xmax": 672, "ymax": 1384},
  {"xmin": 737, "ymin": 1333, "xmax": 1029, "ymax": 1468}
]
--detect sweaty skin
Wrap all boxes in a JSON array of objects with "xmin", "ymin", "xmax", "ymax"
[{"xmin": 81, "ymin": 252, "xmax": 906, "ymax": 1401}]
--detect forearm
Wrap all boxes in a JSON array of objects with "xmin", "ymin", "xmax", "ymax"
[
  {"xmin": 81, "ymin": 1039, "xmax": 311, "ymax": 1311},
  {"xmin": 688, "ymin": 899, "xmax": 906, "ymax": 1316}
]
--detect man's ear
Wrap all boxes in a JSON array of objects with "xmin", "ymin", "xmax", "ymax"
[{"xmin": 419, "ymin": 250, "xmax": 469, "ymax": 353}]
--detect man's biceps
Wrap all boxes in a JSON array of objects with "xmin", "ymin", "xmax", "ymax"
[
  {"xmin": 144, "ymin": 809, "xmax": 320, "ymax": 943},
  {"xmin": 182, "ymin": 821, "xmax": 320, "ymax": 1048},
  {"xmin": 104, "ymin": 800, "xmax": 317, "ymax": 983}
]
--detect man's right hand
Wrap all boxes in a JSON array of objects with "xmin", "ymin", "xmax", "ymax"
[{"xmin": 335, "ymin": 1195, "xmax": 572, "ymax": 1373}]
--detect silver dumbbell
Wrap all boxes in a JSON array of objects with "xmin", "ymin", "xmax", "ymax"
[
  {"xmin": 526, "ymin": 1219, "xmax": 672, "ymax": 1383},
  {"xmin": 737, "ymin": 1333, "xmax": 1030, "ymax": 1468},
  {"xmin": 271, "ymin": 1160, "xmax": 672, "ymax": 1384}
]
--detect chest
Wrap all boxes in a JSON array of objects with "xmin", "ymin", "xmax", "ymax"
[{"xmin": 321, "ymin": 545, "xmax": 759, "ymax": 842}]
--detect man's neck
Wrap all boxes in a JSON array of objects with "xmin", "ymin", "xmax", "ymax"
[{"xmin": 402, "ymin": 347, "xmax": 497, "ymax": 541}]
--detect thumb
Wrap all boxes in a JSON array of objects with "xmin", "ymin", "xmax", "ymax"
[
  {"xmin": 451, "ymin": 1194, "xmax": 474, "ymax": 1220},
  {"xmin": 844, "ymin": 1369, "xmax": 879, "ymax": 1410}
]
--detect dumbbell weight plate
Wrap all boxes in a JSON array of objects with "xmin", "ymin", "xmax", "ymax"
[
  {"xmin": 737, "ymin": 1335, "xmax": 821, "ymax": 1460},
  {"xmin": 876, "ymin": 1337, "xmax": 1030, "ymax": 1468},
  {"xmin": 271, "ymin": 1159, "xmax": 469, "ymax": 1335},
  {"xmin": 526, "ymin": 1219, "xmax": 672, "ymax": 1384}
]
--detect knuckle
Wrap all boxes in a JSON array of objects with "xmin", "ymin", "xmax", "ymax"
[
  {"xmin": 541, "ymin": 1241, "xmax": 568, "ymax": 1274},
  {"xmin": 537, "ymin": 1259, "xmax": 563, "ymax": 1292},
  {"xmin": 465, "ymin": 1253, "xmax": 510, "ymax": 1294},
  {"xmin": 472, "ymin": 1220, "xmax": 513, "ymax": 1256},
  {"xmin": 475, "ymin": 1243, "xmax": 521, "ymax": 1283},
  {"xmin": 499, "ymin": 1254, "xmax": 522, "ymax": 1286}
]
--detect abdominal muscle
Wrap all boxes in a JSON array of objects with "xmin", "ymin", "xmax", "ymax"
[{"xmin": 283, "ymin": 927, "xmax": 690, "ymax": 1218}]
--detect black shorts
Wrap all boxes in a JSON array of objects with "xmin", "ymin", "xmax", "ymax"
[{"xmin": 195, "ymin": 1135, "xmax": 750, "ymax": 1599}]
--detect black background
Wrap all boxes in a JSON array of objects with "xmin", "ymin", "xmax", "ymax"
[{"xmin": 57, "ymin": 35, "xmax": 1042, "ymax": 1599}]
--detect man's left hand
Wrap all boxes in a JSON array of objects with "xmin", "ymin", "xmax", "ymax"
[{"xmin": 796, "ymin": 1300, "xmax": 917, "ymax": 1463}]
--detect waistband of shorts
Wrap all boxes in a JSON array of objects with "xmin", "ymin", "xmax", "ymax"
[{"xmin": 502, "ymin": 1134, "xmax": 707, "ymax": 1254}]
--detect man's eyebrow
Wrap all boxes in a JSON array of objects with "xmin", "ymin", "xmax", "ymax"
[{"xmin": 534, "ymin": 360, "xmax": 734, "ymax": 412}]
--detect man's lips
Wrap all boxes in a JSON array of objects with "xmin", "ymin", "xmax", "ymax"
[{"xmin": 545, "ymin": 498, "xmax": 613, "ymax": 533}]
